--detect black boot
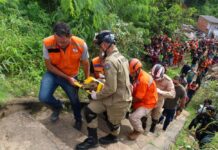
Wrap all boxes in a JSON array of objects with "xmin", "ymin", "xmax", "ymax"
[
  {"xmin": 75, "ymin": 128, "xmax": 98, "ymax": 150},
  {"xmin": 99, "ymin": 134, "xmax": 118, "ymax": 145},
  {"xmin": 150, "ymin": 119, "xmax": 158, "ymax": 133},
  {"xmin": 141, "ymin": 117, "xmax": 147, "ymax": 130}
]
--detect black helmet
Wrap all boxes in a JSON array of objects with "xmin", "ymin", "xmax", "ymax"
[{"xmin": 94, "ymin": 30, "xmax": 116, "ymax": 45}]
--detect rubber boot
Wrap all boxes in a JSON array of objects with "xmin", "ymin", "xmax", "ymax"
[
  {"xmin": 75, "ymin": 128, "xmax": 98, "ymax": 150},
  {"xmin": 99, "ymin": 134, "xmax": 118, "ymax": 145},
  {"xmin": 150, "ymin": 119, "xmax": 158, "ymax": 133}
]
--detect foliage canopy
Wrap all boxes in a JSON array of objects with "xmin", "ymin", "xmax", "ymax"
[{"xmin": 0, "ymin": 0, "xmax": 212, "ymax": 97}]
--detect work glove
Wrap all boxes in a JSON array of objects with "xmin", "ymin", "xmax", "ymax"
[
  {"xmin": 99, "ymin": 73, "xmax": 105, "ymax": 79},
  {"xmin": 88, "ymin": 91, "xmax": 97, "ymax": 100},
  {"xmin": 91, "ymin": 91, "xmax": 97, "ymax": 100}
]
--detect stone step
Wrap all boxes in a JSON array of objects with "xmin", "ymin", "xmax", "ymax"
[
  {"xmin": 34, "ymin": 107, "xmax": 133, "ymax": 150},
  {"xmin": 98, "ymin": 115, "xmax": 158, "ymax": 150},
  {"xmin": 34, "ymin": 108, "xmax": 105, "ymax": 150},
  {"xmin": 141, "ymin": 111, "xmax": 189, "ymax": 150},
  {"xmin": 33, "ymin": 106, "xmax": 189, "ymax": 150},
  {"xmin": 98, "ymin": 111, "xmax": 189, "ymax": 150},
  {"xmin": 0, "ymin": 111, "xmax": 72, "ymax": 150}
]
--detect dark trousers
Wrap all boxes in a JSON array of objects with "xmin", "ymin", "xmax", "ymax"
[
  {"xmin": 159, "ymin": 108, "xmax": 176, "ymax": 130},
  {"xmin": 38, "ymin": 71, "xmax": 82, "ymax": 121}
]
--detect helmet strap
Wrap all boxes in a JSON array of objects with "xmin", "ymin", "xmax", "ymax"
[
  {"xmin": 133, "ymin": 68, "xmax": 141, "ymax": 81},
  {"xmin": 136, "ymin": 68, "xmax": 141, "ymax": 77},
  {"xmin": 103, "ymin": 43, "xmax": 113, "ymax": 58}
]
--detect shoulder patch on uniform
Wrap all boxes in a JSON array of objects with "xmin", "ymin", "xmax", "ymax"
[{"xmin": 104, "ymin": 63, "xmax": 111, "ymax": 70}]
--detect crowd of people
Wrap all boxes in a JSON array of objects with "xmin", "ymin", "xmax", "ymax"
[
  {"xmin": 145, "ymin": 33, "xmax": 217, "ymax": 107},
  {"xmin": 145, "ymin": 35, "xmax": 186, "ymax": 67},
  {"xmin": 38, "ymin": 22, "xmax": 217, "ymax": 150},
  {"xmin": 179, "ymin": 38, "xmax": 217, "ymax": 106},
  {"xmin": 145, "ymin": 35, "xmax": 218, "ymax": 67}
]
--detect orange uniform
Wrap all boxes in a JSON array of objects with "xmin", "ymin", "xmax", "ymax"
[
  {"xmin": 91, "ymin": 56, "xmax": 104, "ymax": 78},
  {"xmin": 43, "ymin": 35, "xmax": 86, "ymax": 76},
  {"xmin": 132, "ymin": 70, "xmax": 158, "ymax": 109},
  {"xmin": 173, "ymin": 50, "xmax": 180, "ymax": 65}
]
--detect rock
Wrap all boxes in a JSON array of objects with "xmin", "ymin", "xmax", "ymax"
[{"xmin": 0, "ymin": 111, "xmax": 72, "ymax": 150}]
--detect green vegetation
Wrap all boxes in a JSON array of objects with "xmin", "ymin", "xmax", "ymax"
[
  {"xmin": 172, "ymin": 81, "xmax": 218, "ymax": 149},
  {"xmin": 0, "ymin": 0, "xmax": 217, "ymax": 148},
  {"xmin": 0, "ymin": 0, "xmax": 51, "ymax": 98},
  {"xmin": 166, "ymin": 67, "xmax": 181, "ymax": 78},
  {"xmin": 171, "ymin": 107, "xmax": 199, "ymax": 150},
  {"xmin": 184, "ymin": 0, "xmax": 218, "ymax": 18},
  {"xmin": 0, "ymin": 0, "xmax": 197, "ymax": 101}
]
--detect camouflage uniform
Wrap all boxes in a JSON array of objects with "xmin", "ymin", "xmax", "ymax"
[{"xmin": 86, "ymin": 48, "xmax": 132, "ymax": 136}]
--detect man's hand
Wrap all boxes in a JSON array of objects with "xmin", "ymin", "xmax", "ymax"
[
  {"xmin": 157, "ymin": 88, "xmax": 162, "ymax": 94},
  {"xmin": 67, "ymin": 77, "xmax": 77, "ymax": 86}
]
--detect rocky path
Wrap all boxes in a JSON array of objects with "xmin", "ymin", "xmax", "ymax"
[{"xmin": 0, "ymin": 98, "xmax": 189, "ymax": 150}]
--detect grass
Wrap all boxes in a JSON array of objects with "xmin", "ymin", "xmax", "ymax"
[
  {"xmin": 0, "ymin": 88, "xmax": 9, "ymax": 104},
  {"xmin": 0, "ymin": 78, "xmax": 11, "ymax": 105},
  {"xmin": 167, "ymin": 66, "xmax": 181, "ymax": 78},
  {"xmin": 0, "ymin": 76, "xmax": 39, "ymax": 106},
  {"xmin": 172, "ymin": 80, "xmax": 218, "ymax": 150},
  {"xmin": 171, "ymin": 107, "xmax": 199, "ymax": 150}
]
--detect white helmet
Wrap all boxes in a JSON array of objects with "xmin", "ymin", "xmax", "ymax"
[{"xmin": 151, "ymin": 64, "xmax": 165, "ymax": 80}]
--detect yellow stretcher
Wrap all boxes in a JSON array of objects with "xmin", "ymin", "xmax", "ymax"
[{"xmin": 74, "ymin": 77, "xmax": 104, "ymax": 94}]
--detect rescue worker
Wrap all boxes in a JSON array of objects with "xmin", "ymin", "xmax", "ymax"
[
  {"xmin": 149, "ymin": 64, "xmax": 175, "ymax": 132},
  {"xmin": 87, "ymin": 51, "xmax": 105, "ymax": 92},
  {"xmin": 90, "ymin": 50, "xmax": 105, "ymax": 79},
  {"xmin": 128, "ymin": 58, "xmax": 158, "ymax": 140},
  {"xmin": 167, "ymin": 47, "xmax": 173, "ymax": 66},
  {"xmin": 198, "ymin": 56, "xmax": 212, "ymax": 77},
  {"xmin": 197, "ymin": 99, "xmax": 213, "ymax": 114},
  {"xmin": 188, "ymin": 106, "xmax": 218, "ymax": 148},
  {"xmin": 173, "ymin": 49, "xmax": 179, "ymax": 66},
  {"xmin": 158, "ymin": 75, "xmax": 186, "ymax": 131},
  {"xmin": 76, "ymin": 30, "xmax": 132, "ymax": 150},
  {"xmin": 90, "ymin": 50, "xmax": 108, "ymax": 121},
  {"xmin": 38, "ymin": 22, "xmax": 90, "ymax": 130},
  {"xmin": 186, "ymin": 81, "xmax": 199, "ymax": 106},
  {"xmin": 180, "ymin": 62, "xmax": 191, "ymax": 76}
]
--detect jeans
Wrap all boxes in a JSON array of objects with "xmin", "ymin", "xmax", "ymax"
[
  {"xmin": 159, "ymin": 108, "xmax": 176, "ymax": 130},
  {"xmin": 168, "ymin": 57, "xmax": 173, "ymax": 66},
  {"xmin": 38, "ymin": 71, "xmax": 82, "ymax": 121}
]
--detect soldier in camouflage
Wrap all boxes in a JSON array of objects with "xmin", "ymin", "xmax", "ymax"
[{"xmin": 76, "ymin": 30, "xmax": 132, "ymax": 150}]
